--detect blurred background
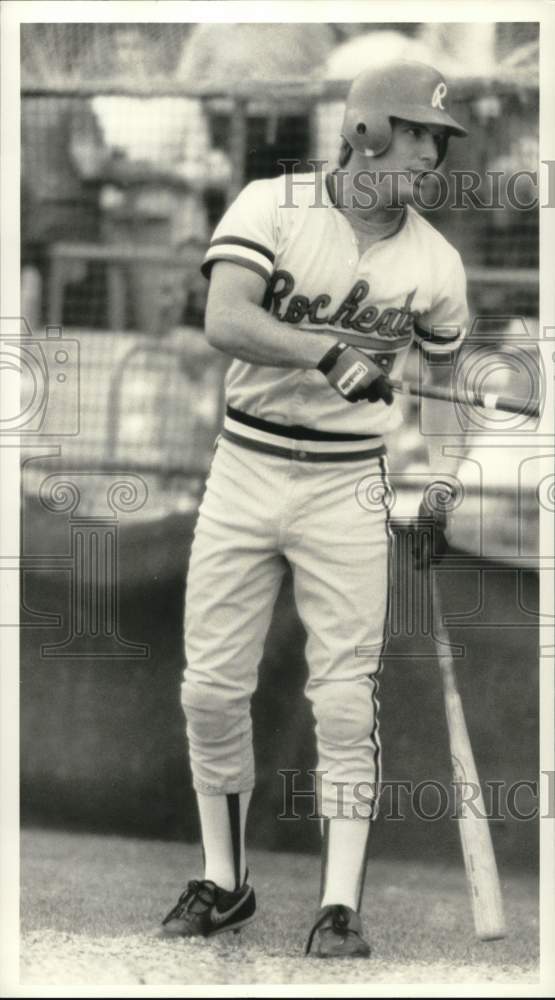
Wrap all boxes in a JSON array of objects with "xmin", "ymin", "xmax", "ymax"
[{"xmin": 20, "ymin": 22, "xmax": 541, "ymax": 869}]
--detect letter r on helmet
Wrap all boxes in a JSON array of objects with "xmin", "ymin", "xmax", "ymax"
[{"xmin": 431, "ymin": 82, "xmax": 448, "ymax": 110}]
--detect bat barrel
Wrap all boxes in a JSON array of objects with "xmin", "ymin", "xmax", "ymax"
[
  {"xmin": 390, "ymin": 379, "xmax": 539, "ymax": 419},
  {"xmin": 496, "ymin": 393, "xmax": 539, "ymax": 417},
  {"xmin": 431, "ymin": 578, "xmax": 507, "ymax": 942}
]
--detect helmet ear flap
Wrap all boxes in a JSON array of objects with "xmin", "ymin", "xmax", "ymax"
[{"xmin": 343, "ymin": 110, "xmax": 392, "ymax": 158}]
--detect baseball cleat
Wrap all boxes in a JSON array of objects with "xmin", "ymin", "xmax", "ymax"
[
  {"xmin": 161, "ymin": 876, "xmax": 256, "ymax": 938},
  {"xmin": 305, "ymin": 904, "xmax": 371, "ymax": 959}
]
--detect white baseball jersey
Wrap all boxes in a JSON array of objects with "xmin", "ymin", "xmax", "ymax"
[{"xmin": 202, "ymin": 170, "xmax": 468, "ymax": 448}]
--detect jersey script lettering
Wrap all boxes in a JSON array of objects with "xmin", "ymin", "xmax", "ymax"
[{"xmin": 266, "ymin": 270, "xmax": 419, "ymax": 342}]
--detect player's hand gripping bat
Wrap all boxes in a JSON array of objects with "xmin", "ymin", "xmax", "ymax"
[{"xmin": 431, "ymin": 575, "xmax": 506, "ymax": 940}]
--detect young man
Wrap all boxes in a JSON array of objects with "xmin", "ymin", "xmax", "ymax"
[{"xmin": 161, "ymin": 60, "xmax": 468, "ymax": 958}]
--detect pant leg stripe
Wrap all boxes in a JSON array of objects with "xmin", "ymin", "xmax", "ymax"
[{"xmin": 369, "ymin": 455, "xmax": 393, "ymax": 822}]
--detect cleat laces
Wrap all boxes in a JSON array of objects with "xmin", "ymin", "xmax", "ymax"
[
  {"xmin": 305, "ymin": 904, "xmax": 351, "ymax": 955},
  {"xmin": 162, "ymin": 879, "xmax": 216, "ymax": 924}
]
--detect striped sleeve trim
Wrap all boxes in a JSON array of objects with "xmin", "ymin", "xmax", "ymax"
[
  {"xmin": 201, "ymin": 254, "xmax": 270, "ymax": 283},
  {"xmin": 201, "ymin": 236, "xmax": 275, "ymax": 281},
  {"xmin": 414, "ymin": 322, "xmax": 465, "ymax": 354},
  {"xmin": 211, "ymin": 236, "xmax": 275, "ymax": 262}
]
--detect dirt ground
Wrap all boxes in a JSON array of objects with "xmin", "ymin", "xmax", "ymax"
[{"xmin": 17, "ymin": 827, "xmax": 539, "ymax": 989}]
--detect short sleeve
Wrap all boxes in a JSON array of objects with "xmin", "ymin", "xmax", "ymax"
[
  {"xmin": 201, "ymin": 179, "xmax": 279, "ymax": 283},
  {"xmin": 414, "ymin": 249, "xmax": 468, "ymax": 355}
]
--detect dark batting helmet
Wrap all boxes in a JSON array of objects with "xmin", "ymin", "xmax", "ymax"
[{"xmin": 341, "ymin": 60, "xmax": 467, "ymax": 166}]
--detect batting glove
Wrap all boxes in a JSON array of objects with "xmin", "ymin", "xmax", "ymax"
[
  {"xmin": 412, "ymin": 481, "xmax": 456, "ymax": 570},
  {"xmin": 317, "ymin": 342, "xmax": 394, "ymax": 405}
]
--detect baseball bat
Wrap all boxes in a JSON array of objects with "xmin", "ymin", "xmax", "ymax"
[
  {"xmin": 390, "ymin": 377, "xmax": 539, "ymax": 418},
  {"xmin": 432, "ymin": 577, "xmax": 506, "ymax": 940}
]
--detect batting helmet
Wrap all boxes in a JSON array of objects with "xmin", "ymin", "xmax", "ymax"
[{"xmin": 341, "ymin": 61, "xmax": 467, "ymax": 166}]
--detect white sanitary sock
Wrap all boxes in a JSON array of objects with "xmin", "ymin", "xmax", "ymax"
[
  {"xmin": 320, "ymin": 817, "xmax": 371, "ymax": 910},
  {"xmin": 196, "ymin": 790, "xmax": 252, "ymax": 891}
]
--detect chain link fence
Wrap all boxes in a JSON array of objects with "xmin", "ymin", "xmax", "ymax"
[{"xmin": 20, "ymin": 24, "xmax": 539, "ymax": 515}]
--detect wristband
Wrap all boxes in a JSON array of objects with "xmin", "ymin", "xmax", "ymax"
[{"xmin": 316, "ymin": 342, "xmax": 348, "ymax": 376}]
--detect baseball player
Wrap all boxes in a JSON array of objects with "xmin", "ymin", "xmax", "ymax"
[{"xmin": 161, "ymin": 61, "xmax": 468, "ymax": 958}]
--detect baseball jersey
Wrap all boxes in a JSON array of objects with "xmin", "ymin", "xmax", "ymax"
[{"xmin": 202, "ymin": 171, "xmax": 468, "ymax": 440}]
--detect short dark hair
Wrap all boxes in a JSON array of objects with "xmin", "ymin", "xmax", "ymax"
[{"xmin": 337, "ymin": 138, "xmax": 353, "ymax": 168}]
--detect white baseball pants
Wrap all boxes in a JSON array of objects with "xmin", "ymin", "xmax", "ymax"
[{"xmin": 182, "ymin": 435, "xmax": 390, "ymax": 818}]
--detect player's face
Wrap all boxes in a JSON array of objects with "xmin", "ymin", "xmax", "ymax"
[{"xmin": 371, "ymin": 119, "xmax": 446, "ymax": 208}]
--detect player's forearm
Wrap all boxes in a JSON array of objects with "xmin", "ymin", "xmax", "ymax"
[{"xmin": 205, "ymin": 299, "xmax": 336, "ymax": 370}]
